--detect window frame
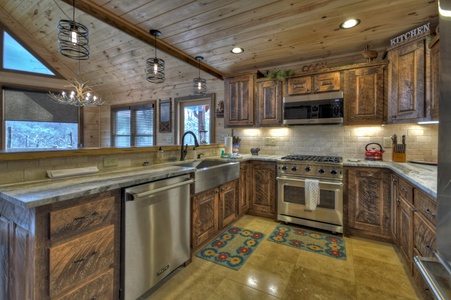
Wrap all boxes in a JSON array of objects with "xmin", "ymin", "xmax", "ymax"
[
  {"xmin": 174, "ymin": 93, "xmax": 216, "ymax": 145},
  {"xmin": 110, "ymin": 101, "xmax": 156, "ymax": 147}
]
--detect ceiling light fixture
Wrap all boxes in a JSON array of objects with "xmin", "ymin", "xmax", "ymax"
[
  {"xmin": 231, "ymin": 47, "xmax": 244, "ymax": 54},
  {"xmin": 339, "ymin": 19, "xmax": 361, "ymax": 29},
  {"xmin": 193, "ymin": 56, "xmax": 206, "ymax": 95},
  {"xmin": 57, "ymin": 0, "xmax": 89, "ymax": 60},
  {"xmin": 49, "ymin": 77, "xmax": 104, "ymax": 106},
  {"xmin": 146, "ymin": 29, "xmax": 165, "ymax": 83}
]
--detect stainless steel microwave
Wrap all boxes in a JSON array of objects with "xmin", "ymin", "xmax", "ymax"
[{"xmin": 283, "ymin": 91, "xmax": 344, "ymax": 125}]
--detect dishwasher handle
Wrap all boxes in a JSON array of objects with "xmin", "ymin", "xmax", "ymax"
[{"xmin": 126, "ymin": 178, "xmax": 194, "ymax": 201}]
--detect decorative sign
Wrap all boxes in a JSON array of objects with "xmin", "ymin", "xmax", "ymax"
[
  {"xmin": 390, "ymin": 23, "xmax": 430, "ymax": 46},
  {"xmin": 159, "ymin": 98, "xmax": 172, "ymax": 133}
]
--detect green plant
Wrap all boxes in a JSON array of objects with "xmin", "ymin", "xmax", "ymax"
[{"xmin": 265, "ymin": 69, "xmax": 294, "ymax": 81}]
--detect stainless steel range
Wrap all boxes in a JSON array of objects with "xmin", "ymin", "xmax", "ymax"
[{"xmin": 277, "ymin": 155, "xmax": 344, "ymax": 233}]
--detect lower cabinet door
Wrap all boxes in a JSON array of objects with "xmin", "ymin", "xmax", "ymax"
[
  {"xmin": 192, "ymin": 188, "xmax": 219, "ymax": 249},
  {"xmin": 219, "ymin": 180, "xmax": 238, "ymax": 229},
  {"xmin": 399, "ymin": 198, "xmax": 414, "ymax": 272},
  {"xmin": 54, "ymin": 269, "xmax": 114, "ymax": 300}
]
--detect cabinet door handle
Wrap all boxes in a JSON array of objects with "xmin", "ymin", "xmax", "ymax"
[
  {"xmin": 426, "ymin": 245, "xmax": 433, "ymax": 253},
  {"xmin": 425, "ymin": 208, "xmax": 436, "ymax": 216},
  {"xmin": 74, "ymin": 211, "xmax": 99, "ymax": 222},
  {"xmin": 400, "ymin": 187, "xmax": 407, "ymax": 192},
  {"xmin": 73, "ymin": 251, "xmax": 98, "ymax": 264}
]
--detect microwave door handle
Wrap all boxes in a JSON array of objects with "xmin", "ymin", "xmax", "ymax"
[{"xmin": 276, "ymin": 177, "xmax": 343, "ymax": 186}]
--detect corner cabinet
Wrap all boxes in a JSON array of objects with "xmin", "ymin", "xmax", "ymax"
[
  {"xmin": 248, "ymin": 161, "xmax": 277, "ymax": 219},
  {"xmin": 224, "ymin": 74, "xmax": 255, "ymax": 127},
  {"xmin": 387, "ymin": 38, "xmax": 426, "ymax": 123},
  {"xmin": 346, "ymin": 167, "xmax": 392, "ymax": 241},
  {"xmin": 255, "ymin": 79, "xmax": 283, "ymax": 127},
  {"xmin": 0, "ymin": 190, "xmax": 121, "ymax": 300},
  {"xmin": 344, "ymin": 64, "xmax": 386, "ymax": 125}
]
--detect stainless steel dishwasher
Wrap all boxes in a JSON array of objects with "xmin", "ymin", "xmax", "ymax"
[{"xmin": 121, "ymin": 174, "xmax": 193, "ymax": 300}]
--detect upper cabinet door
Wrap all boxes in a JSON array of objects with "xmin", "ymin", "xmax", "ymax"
[
  {"xmin": 344, "ymin": 65, "xmax": 386, "ymax": 125},
  {"xmin": 430, "ymin": 38, "xmax": 440, "ymax": 119},
  {"xmin": 224, "ymin": 75, "xmax": 255, "ymax": 127},
  {"xmin": 313, "ymin": 72, "xmax": 341, "ymax": 93},
  {"xmin": 387, "ymin": 39, "xmax": 426, "ymax": 123},
  {"xmin": 256, "ymin": 79, "xmax": 282, "ymax": 127}
]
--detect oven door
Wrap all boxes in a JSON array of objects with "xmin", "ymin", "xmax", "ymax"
[{"xmin": 277, "ymin": 176, "xmax": 343, "ymax": 227}]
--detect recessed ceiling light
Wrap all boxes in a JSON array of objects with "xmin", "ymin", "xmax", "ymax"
[
  {"xmin": 339, "ymin": 19, "xmax": 361, "ymax": 29},
  {"xmin": 231, "ymin": 47, "xmax": 244, "ymax": 54}
]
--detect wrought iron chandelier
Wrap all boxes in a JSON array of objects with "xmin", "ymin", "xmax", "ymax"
[
  {"xmin": 146, "ymin": 29, "xmax": 165, "ymax": 83},
  {"xmin": 57, "ymin": 0, "xmax": 89, "ymax": 60},
  {"xmin": 193, "ymin": 56, "xmax": 207, "ymax": 95}
]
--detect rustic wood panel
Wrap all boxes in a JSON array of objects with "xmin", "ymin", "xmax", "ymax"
[
  {"xmin": 256, "ymin": 79, "xmax": 282, "ymax": 127},
  {"xmin": 0, "ymin": 215, "xmax": 10, "ymax": 300},
  {"xmin": 413, "ymin": 212, "xmax": 436, "ymax": 257},
  {"xmin": 313, "ymin": 72, "xmax": 341, "ymax": 92},
  {"xmin": 224, "ymin": 74, "xmax": 255, "ymax": 127},
  {"xmin": 219, "ymin": 180, "xmax": 238, "ymax": 229},
  {"xmin": 249, "ymin": 161, "xmax": 276, "ymax": 219},
  {"xmin": 287, "ymin": 75, "xmax": 312, "ymax": 95},
  {"xmin": 192, "ymin": 188, "xmax": 219, "ymax": 249},
  {"xmin": 13, "ymin": 223, "xmax": 31, "ymax": 300},
  {"xmin": 54, "ymin": 269, "xmax": 114, "ymax": 300},
  {"xmin": 388, "ymin": 38, "xmax": 426, "ymax": 123},
  {"xmin": 430, "ymin": 38, "xmax": 440, "ymax": 118},
  {"xmin": 49, "ymin": 225, "xmax": 115, "ymax": 297},
  {"xmin": 347, "ymin": 168, "xmax": 391, "ymax": 240},
  {"xmin": 390, "ymin": 174, "xmax": 399, "ymax": 244},
  {"xmin": 344, "ymin": 65, "xmax": 386, "ymax": 125},
  {"xmin": 50, "ymin": 196, "xmax": 115, "ymax": 241},
  {"xmin": 238, "ymin": 162, "xmax": 250, "ymax": 216},
  {"xmin": 413, "ymin": 190, "xmax": 437, "ymax": 225},
  {"xmin": 399, "ymin": 198, "xmax": 414, "ymax": 272}
]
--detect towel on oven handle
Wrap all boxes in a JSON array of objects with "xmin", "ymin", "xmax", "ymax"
[{"xmin": 305, "ymin": 179, "xmax": 320, "ymax": 211}]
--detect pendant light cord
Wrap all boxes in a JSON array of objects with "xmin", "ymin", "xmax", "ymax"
[
  {"xmin": 72, "ymin": 0, "xmax": 76, "ymax": 22},
  {"xmin": 154, "ymin": 34, "xmax": 158, "ymax": 58}
]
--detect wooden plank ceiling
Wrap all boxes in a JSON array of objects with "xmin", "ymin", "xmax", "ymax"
[{"xmin": 0, "ymin": 0, "xmax": 439, "ymax": 101}]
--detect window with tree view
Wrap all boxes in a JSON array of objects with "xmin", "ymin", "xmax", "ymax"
[
  {"xmin": 180, "ymin": 100, "xmax": 211, "ymax": 145},
  {"xmin": 3, "ymin": 89, "xmax": 79, "ymax": 151}
]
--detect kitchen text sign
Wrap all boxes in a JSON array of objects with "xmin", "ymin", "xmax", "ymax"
[{"xmin": 390, "ymin": 23, "xmax": 431, "ymax": 46}]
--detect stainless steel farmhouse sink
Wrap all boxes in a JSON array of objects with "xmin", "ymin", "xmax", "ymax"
[{"xmin": 176, "ymin": 159, "xmax": 240, "ymax": 194}]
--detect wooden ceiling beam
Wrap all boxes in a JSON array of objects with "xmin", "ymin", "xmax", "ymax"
[{"xmin": 60, "ymin": 0, "xmax": 224, "ymax": 80}]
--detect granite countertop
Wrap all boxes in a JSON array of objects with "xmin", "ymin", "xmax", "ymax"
[{"xmin": 0, "ymin": 155, "xmax": 437, "ymax": 209}]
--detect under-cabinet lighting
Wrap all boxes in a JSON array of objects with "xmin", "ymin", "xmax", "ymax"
[{"xmin": 418, "ymin": 121, "xmax": 439, "ymax": 124}]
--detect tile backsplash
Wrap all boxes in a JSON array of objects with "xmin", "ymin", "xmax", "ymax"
[{"xmin": 234, "ymin": 124, "xmax": 438, "ymax": 161}]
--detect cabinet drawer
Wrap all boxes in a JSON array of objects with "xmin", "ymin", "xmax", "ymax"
[
  {"xmin": 413, "ymin": 212, "xmax": 436, "ymax": 257},
  {"xmin": 49, "ymin": 225, "xmax": 115, "ymax": 297},
  {"xmin": 398, "ymin": 178, "xmax": 413, "ymax": 203},
  {"xmin": 54, "ymin": 269, "xmax": 114, "ymax": 300},
  {"xmin": 313, "ymin": 72, "xmax": 341, "ymax": 92},
  {"xmin": 287, "ymin": 76, "xmax": 312, "ymax": 94},
  {"xmin": 414, "ymin": 190, "xmax": 437, "ymax": 224},
  {"xmin": 50, "ymin": 197, "xmax": 115, "ymax": 240}
]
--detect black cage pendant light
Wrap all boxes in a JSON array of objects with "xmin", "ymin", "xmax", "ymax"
[
  {"xmin": 57, "ymin": 0, "xmax": 89, "ymax": 60},
  {"xmin": 146, "ymin": 29, "xmax": 165, "ymax": 83},
  {"xmin": 193, "ymin": 56, "xmax": 206, "ymax": 94}
]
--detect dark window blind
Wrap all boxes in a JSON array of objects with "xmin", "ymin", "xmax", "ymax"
[{"xmin": 112, "ymin": 104, "xmax": 154, "ymax": 147}]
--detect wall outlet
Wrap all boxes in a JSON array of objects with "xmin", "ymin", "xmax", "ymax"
[
  {"xmin": 265, "ymin": 137, "xmax": 277, "ymax": 146},
  {"xmin": 103, "ymin": 157, "xmax": 118, "ymax": 167},
  {"xmin": 383, "ymin": 137, "xmax": 392, "ymax": 148}
]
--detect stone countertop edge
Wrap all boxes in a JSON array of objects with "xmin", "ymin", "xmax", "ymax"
[
  {"xmin": 0, "ymin": 165, "xmax": 195, "ymax": 209},
  {"xmin": 0, "ymin": 155, "xmax": 437, "ymax": 208}
]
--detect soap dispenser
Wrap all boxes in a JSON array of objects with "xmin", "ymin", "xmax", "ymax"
[{"xmin": 157, "ymin": 147, "xmax": 164, "ymax": 163}]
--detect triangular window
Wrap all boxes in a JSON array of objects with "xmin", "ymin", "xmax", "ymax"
[{"xmin": 2, "ymin": 31, "xmax": 55, "ymax": 76}]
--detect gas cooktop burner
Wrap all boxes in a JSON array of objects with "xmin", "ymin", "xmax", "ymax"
[{"xmin": 280, "ymin": 155, "xmax": 342, "ymax": 164}]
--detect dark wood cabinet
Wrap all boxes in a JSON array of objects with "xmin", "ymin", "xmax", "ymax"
[
  {"xmin": 256, "ymin": 79, "xmax": 282, "ymax": 126},
  {"xmin": 346, "ymin": 167, "xmax": 392, "ymax": 241},
  {"xmin": 287, "ymin": 72, "xmax": 340, "ymax": 95},
  {"xmin": 219, "ymin": 180, "xmax": 238, "ymax": 229},
  {"xmin": 238, "ymin": 161, "xmax": 250, "ymax": 216},
  {"xmin": 429, "ymin": 37, "xmax": 440, "ymax": 119},
  {"xmin": 224, "ymin": 74, "xmax": 255, "ymax": 127},
  {"xmin": 248, "ymin": 161, "xmax": 277, "ymax": 219},
  {"xmin": 399, "ymin": 197, "xmax": 415, "ymax": 271},
  {"xmin": 0, "ymin": 190, "xmax": 121, "ymax": 300},
  {"xmin": 387, "ymin": 38, "xmax": 426, "ymax": 123},
  {"xmin": 192, "ymin": 188, "xmax": 219, "ymax": 249},
  {"xmin": 390, "ymin": 174, "xmax": 399, "ymax": 243},
  {"xmin": 344, "ymin": 65, "xmax": 386, "ymax": 125}
]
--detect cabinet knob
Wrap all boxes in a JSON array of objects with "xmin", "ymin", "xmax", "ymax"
[
  {"xmin": 392, "ymin": 115, "xmax": 398, "ymax": 119},
  {"xmin": 425, "ymin": 208, "xmax": 436, "ymax": 216}
]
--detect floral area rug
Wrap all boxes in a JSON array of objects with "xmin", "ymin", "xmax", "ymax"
[
  {"xmin": 196, "ymin": 226, "xmax": 265, "ymax": 270},
  {"xmin": 268, "ymin": 225, "xmax": 347, "ymax": 260}
]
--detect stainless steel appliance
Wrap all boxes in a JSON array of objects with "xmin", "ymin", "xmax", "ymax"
[
  {"xmin": 283, "ymin": 91, "xmax": 344, "ymax": 125},
  {"xmin": 121, "ymin": 174, "xmax": 193, "ymax": 300},
  {"xmin": 277, "ymin": 155, "xmax": 344, "ymax": 233}
]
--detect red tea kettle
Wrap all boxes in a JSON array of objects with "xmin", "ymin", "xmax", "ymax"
[{"xmin": 365, "ymin": 143, "xmax": 384, "ymax": 161}]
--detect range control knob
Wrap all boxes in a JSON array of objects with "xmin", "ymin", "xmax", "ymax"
[
  {"xmin": 281, "ymin": 165, "xmax": 287, "ymax": 171},
  {"xmin": 304, "ymin": 166, "xmax": 311, "ymax": 172},
  {"xmin": 318, "ymin": 168, "xmax": 325, "ymax": 174},
  {"xmin": 291, "ymin": 166, "xmax": 298, "ymax": 171},
  {"xmin": 330, "ymin": 169, "xmax": 338, "ymax": 175}
]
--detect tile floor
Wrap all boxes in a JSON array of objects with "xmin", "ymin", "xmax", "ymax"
[{"xmin": 147, "ymin": 215, "xmax": 421, "ymax": 300}]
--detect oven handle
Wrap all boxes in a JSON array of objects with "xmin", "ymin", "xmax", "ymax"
[{"xmin": 276, "ymin": 177, "xmax": 343, "ymax": 186}]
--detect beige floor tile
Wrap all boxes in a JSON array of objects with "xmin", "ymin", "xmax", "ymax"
[
  {"xmin": 189, "ymin": 255, "xmax": 235, "ymax": 278},
  {"xmin": 353, "ymin": 256, "xmax": 418, "ymax": 299},
  {"xmin": 356, "ymin": 284, "xmax": 420, "ymax": 300},
  {"xmin": 282, "ymin": 265, "xmax": 357, "ymax": 300},
  {"xmin": 352, "ymin": 237, "xmax": 403, "ymax": 266},
  {"xmin": 207, "ymin": 278, "xmax": 280, "ymax": 300}
]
